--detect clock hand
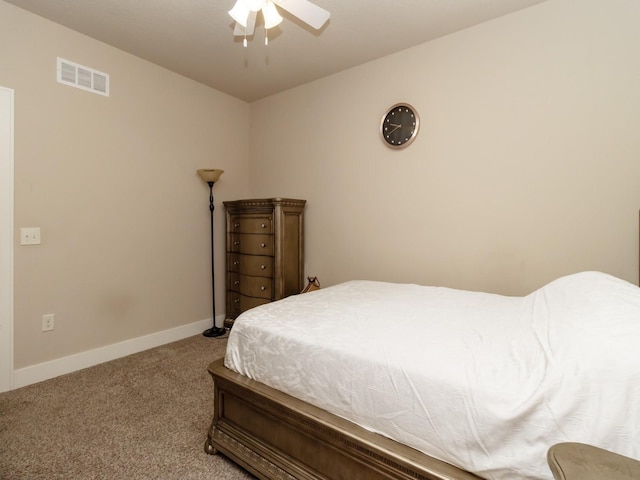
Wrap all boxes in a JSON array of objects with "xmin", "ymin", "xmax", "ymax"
[{"xmin": 386, "ymin": 123, "xmax": 402, "ymax": 135}]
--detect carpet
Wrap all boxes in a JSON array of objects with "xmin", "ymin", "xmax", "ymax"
[{"xmin": 0, "ymin": 334, "xmax": 255, "ymax": 480}]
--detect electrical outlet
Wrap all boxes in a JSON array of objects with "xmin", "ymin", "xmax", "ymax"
[{"xmin": 42, "ymin": 314, "xmax": 55, "ymax": 332}]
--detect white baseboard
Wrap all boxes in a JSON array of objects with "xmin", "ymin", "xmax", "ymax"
[{"xmin": 13, "ymin": 315, "xmax": 223, "ymax": 389}]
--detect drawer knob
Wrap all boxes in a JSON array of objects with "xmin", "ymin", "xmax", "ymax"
[
  {"xmin": 260, "ymin": 264, "xmax": 266, "ymax": 269},
  {"xmin": 234, "ymin": 223, "xmax": 240, "ymax": 228},
  {"xmin": 234, "ymin": 261, "xmax": 240, "ymax": 265},
  {"xmin": 261, "ymin": 223, "xmax": 266, "ymax": 228},
  {"xmin": 261, "ymin": 286, "xmax": 266, "ymax": 291},
  {"xmin": 234, "ymin": 241, "xmax": 240, "ymax": 245},
  {"xmin": 234, "ymin": 280, "xmax": 240, "ymax": 285},
  {"xmin": 260, "ymin": 243, "xmax": 266, "ymax": 248},
  {"xmin": 234, "ymin": 299, "xmax": 240, "ymax": 303}
]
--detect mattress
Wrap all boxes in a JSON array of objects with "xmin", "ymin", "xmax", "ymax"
[{"xmin": 224, "ymin": 271, "xmax": 640, "ymax": 480}]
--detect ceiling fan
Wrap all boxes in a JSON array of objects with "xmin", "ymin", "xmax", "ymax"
[{"xmin": 228, "ymin": 0, "xmax": 331, "ymax": 46}]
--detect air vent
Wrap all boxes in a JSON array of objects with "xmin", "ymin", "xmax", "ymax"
[{"xmin": 56, "ymin": 57, "xmax": 109, "ymax": 97}]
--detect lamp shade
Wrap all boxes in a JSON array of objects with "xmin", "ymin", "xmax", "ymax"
[
  {"xmin": 228, "ymin": 0, "xmax": 251, "ymax": 27},
  {"xmin": 263, "ymin": 1, "xmax": 283, "ymax": 29},
  {"xmin": 197, "ymin": 169, "xmax": 224, "ymax": 183}
]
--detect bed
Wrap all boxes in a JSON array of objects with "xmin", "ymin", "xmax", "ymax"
[{"xmin": 204, "ymin": 271, "xmax": 640, "ymax": 479}]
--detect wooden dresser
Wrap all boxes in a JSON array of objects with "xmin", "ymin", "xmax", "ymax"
[{"xmin": 223, "ymin": 198, "xmax": 306, "ymax": 328}]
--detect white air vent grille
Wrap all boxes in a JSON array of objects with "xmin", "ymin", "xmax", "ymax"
[{"xmin": 56, "ymin": 58, "xmax": 109, "ymax": 97}]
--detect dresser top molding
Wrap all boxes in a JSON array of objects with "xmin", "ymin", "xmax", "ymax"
[{"xmin": 224, "ymin": 198, "xmax": 307, "ymax": 209}]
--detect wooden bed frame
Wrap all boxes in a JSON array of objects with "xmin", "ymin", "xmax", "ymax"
[{"xmin": 205, "ymin": 357, "xmax": 482, "ymax": 480}]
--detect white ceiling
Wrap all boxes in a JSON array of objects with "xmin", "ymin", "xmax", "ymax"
[{"xmin": 5, "ymin": 0, "xmax": 548, "ymax": 102}]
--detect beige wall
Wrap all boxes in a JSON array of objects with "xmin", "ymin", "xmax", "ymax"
[
  {"xmin": 249, "ymin": 0, "xmax": 640, "ymax": 295},
  {"xmin": 0, "ymin": 1, "xmax": 251, "ymax": 369}
]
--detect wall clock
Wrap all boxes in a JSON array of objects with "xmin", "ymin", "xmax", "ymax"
[{"xmin": 380, "ymin": 103, "xmax": 420, "ymax": 149}]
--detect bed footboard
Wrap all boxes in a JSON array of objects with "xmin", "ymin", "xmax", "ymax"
[{"xmin": 205, "ymin": 358, "xmax": 481, "ymax": 480}]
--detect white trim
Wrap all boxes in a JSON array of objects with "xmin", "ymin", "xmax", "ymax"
[
  {"xmin": 0, "ymin": 86, "xmax": 14, "ymax": 393},
  {"xmin": 13, "ymin": 315, "xmax": 223, "ymax": 389}
]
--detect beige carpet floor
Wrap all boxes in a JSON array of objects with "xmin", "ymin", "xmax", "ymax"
[{"xmin": 0, "ymin": 334, "xmax": 255, "ymax": 480}]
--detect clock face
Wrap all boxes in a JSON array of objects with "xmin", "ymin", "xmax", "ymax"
[{"xmin": 380, "ymin": 103, "xmax": 420, "ymax": 148}]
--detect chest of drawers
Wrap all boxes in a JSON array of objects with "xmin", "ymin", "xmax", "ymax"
[{"xmin": 223, "ymin": 198, "xmax": 306, "ymax": 327}]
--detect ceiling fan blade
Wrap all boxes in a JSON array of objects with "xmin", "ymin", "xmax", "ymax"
[
  {"xmin": 233, "ymin": 10, "xmax": 257, "ymax": 36},
  {"xmin": 272, "ymin": 0, "xmax": 330, "ymax": 30}
]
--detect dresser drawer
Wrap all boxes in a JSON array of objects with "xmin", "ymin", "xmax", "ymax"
[
  {"xmin": 227, "ymin": 273, "xmax": 273, "ymax": 299},
  {"xmin": 229, "ymin": 215, "xmax": 273, "ymax": 234},
  {"xmin": 226, "ymin": 291, "xmax": 241, "ymax": 318},
  {"xmin": 229, "ymin": 233, "xmax": 274, "ymax": 255},
  {"xmin": 227, "ymin": 254, "xmax": 273, "ymax": 277},
  {"xmin": 226, "ymin": 291, "xmax": 271, "ymax": 318}
]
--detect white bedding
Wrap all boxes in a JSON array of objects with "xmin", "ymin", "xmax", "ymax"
[{"xmin": 224, "ymin": 271, "xmax": 640, "ymax": 480}]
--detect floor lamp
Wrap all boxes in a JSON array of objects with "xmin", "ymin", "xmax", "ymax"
[{"xmin": 197, "ymin": 169, "xmax": 227, "ymax": 338}]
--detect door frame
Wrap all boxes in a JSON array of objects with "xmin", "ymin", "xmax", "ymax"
[{"xmin": 0, "ymin": 86, "xmax": 15, "ymax": 392}]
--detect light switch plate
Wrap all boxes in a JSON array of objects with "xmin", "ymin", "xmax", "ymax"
[{"xmin": 20, "ymin": 227, "xmax": 41, "ymax": 245}]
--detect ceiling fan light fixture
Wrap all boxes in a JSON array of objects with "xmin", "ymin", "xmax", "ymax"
[
  {"xmin": 230, "ymin": 0, "xmax": 330, "ymax": 47},
  {"xmin": 263, "ymin": 1, "xmax": 283, "ymax": 30},
  {"xmin": 228, "ymin": 0, "xmax": 251, "ymax": 27},
  {"xmin": 245, "ymin": 0, "xmax": 266, "ymax": 12}
]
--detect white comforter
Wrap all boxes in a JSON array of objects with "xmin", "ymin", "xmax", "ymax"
[{"xmin": 225, "ymin": 271, "xmax": 640, "ymax": 479}]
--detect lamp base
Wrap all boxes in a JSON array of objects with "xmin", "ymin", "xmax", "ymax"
[{"xmin": 202, "ymin": 326, "xmax": 227, "ymax": 338}]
